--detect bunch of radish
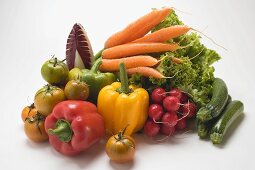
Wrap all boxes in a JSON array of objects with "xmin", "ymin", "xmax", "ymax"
[{"xmin": 144, "ymin": 87, "xmax": 197, "ymax": 138}]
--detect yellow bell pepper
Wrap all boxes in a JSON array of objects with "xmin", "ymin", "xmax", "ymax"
[{"xmin": 97, "ymin": 63, "xmax": 149, "ymax": 135}]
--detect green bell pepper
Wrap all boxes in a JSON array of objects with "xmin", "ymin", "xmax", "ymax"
[{"xmin": 81, "ymin": 59, "xmax": 116, "ymax": 104}]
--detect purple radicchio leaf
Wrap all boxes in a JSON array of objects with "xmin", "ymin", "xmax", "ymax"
[{"xmin": 66, "ymin": 23, "xmax": 94, "ymax": 69}]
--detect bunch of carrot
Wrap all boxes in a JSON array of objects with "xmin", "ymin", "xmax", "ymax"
[{"xmin": 100, "ymin": 7, "xmax": 191, "ymax": 79}]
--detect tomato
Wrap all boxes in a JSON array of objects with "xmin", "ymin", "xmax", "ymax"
[
  {"xmin": 34, "ymin": 84, "xmax": 66, "ymax": 116},
  {"xmin": 105, "ymin": 127, "xmax": 135, "ymax": 163},
  {"xmin": 41, "ymin": 57, "xmax": 69, "ymax": 85},
  {"xmin": 21, "ymin": 103, "xmax": 37, "ymax": 122},
  {"xmin": 64, "ymin": 80, "xmax": 89, "ymax": 100},
  {"xmin": 24, "ymin": 112, "xmax": 48, "ymax": 142},
  {"xmin": 68, "ymin": 68, "xmax": 83, "ymax": 81}
]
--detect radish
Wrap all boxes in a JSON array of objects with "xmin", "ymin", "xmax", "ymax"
[
  {"xmin": 169, "ymin": 88, "xmax": 182, "ymax": 99},
  {"xmin": 176, "ymin": 118, "xmax": 187, "ymax": 130},
  {"xmin": 160, "ymin": 124, "xmax": 175, "ymax": 136},
  {"xmin": 151, "ymin": 88, "xmax": 166, "ymax": 104},
  {"xmin": 148, "ymin": 104, "xmax": 163, "ymax": 121},
  {"xmin": 180, "ymin": 93, "xmax": 188, "ymax": 103},
  {"xmin": 161, "ymin": 112, "xmax": 178, "ymax": 127},
  {"xmin": 163, "ymin": 96, "xmax": 180, "ymax": 111},
  {"xmin": 182, "ymin": 102, "xmax": 197, "ymax": 118},
  {"xmin": 144, "ymin": 120, "xmax": 160, "ymax": 137}
]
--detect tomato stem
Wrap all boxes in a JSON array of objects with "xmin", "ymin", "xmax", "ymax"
[
  {"xmin": 53, "ymin": 57, "xmax": 58, "ymax": 67},
  {"xmin": 25, "ymin": 112, "xmax": 45, "ymax": 135},
  {"xmin": 117, "ymin": 125, "xmax": 129, "ymax": 140}
]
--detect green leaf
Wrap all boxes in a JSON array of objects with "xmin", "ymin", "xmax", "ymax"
[{"xmin": 151, "ymin": 9, "xmax": 221, "ymax": 107}]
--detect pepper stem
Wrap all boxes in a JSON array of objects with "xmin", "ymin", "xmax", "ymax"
[
  {"xmin": 118, "ymin": 62, "xmax": 131, "ymax": 94},
  {"xmin": 93, "ymin": 49, "xmax": 103, "ymax": 62},
  {"xmin": 90, "ymin": 58, "xmax": 102, "ymax": 73},
  {"xmin": 48, "ymin": 119, "xmax": 73, "ymax": 143}
]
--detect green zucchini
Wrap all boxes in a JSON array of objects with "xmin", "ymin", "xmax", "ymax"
[
  {"xmin": 196, "ymin": 120, "xmax": 209, "ymax": 138},
  {"xmin": 210, "ymin": 100, "xmax": 244, "ymax": 144},
  {"xmin": 196, "ymin": 95, "xmax": 232, "ymax": 139},
  {"xmin": 197, "ymin": 119, "xmax": 217, "ymax": 139},
  {"xmin": 196, "ymin": 78, "xmax": 228, "ymax": 122}
]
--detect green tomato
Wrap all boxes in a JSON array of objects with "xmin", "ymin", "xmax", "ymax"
[
  {"xmin": 68, "ymin": 68, "xmax": 83, "ymax": 81},
  {"xmin": 41, "ymin": 57, "xmax": 69, "ymax": 85},
  {"xmin": 64, "ymin": 80, "xmax": 89, "ymax": 100}
]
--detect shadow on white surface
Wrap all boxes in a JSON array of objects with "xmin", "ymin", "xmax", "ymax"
[
  {"xmin": 52, "ymin": 140, "xmax": 105, "ymax": 169},
  {"xmin": 25, "ymin": 139, "xmax": 50, "ymax": 149},
  {"xmin": 109, "ymin": 160, "xmax": 135, "ymax": 170}
]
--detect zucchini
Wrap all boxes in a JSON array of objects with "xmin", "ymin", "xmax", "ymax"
[
  {"xmin": 210, "ymin": 100, "xmax": 244, "ymax": 144},
  {"xmin": 197, "ymin": 95, "xmax": 232, "ymax": 139},
  {"xmin": 196, "ymin": 78, "xmax": 228, "ymax": 122},
  {"xmin": 197, "ymin": 119, "xmax": 217, "ymax": 139}
]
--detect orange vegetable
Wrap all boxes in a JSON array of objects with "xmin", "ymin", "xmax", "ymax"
[
  {"xmin": 24, "ymin": 112, "xmax": 48, "ymax": 142},
  {"xmin": 132, "ymin": 25, "xmax": 190, "ymax": 43},
  {"xmin": 171, "ymin": 57, "xmax": 183, "ymax": 64},
  {"xmin": 102, "ymin": 42, "xmax": 180, "ymax": 59},
  {"xmin": 105, "ymin": 127, "xmax": 135, "ymax": 163},
  {"xmin": 126, "ymin": 67, "xmax": 165, "ymax": 79},
  {"xmin": 21, "ymin": 103, "xmax": 37, "ymax": 122},
  {"xmin": 104, "ymin": 8, "xmax": 172, "ymax": 48},
  {"xmin": 100, "ymin": 55, "xmax": 159, "ymax": 72}
]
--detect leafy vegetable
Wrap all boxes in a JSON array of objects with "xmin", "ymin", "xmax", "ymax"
[
  {"xmin": 130, "ymin": 11, "xmax": 221, "ymax": 107},
  {"xmin": 66, "ymin": 23, "xmax": 94, "ymax": 70},
  {"xmin": 156, "ymin": 11, "xmax": 221, "ymax": 107}
]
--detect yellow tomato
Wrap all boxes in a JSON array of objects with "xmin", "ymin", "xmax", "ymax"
[
  {"xmin": 105, "ymin": 127, "xmax": 135, "ymax": 163},
  {"xmin": 34, "ymin": 84, "xmax": 65, "ymax": 116}
]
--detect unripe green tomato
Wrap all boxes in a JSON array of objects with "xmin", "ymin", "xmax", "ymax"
[
  {"xmin": 68, "ymin": 68, "xmax": 83, "ymax": 81},
  {"xmin": 41, "ymin": 57, "xmax": 69, "ymax": 85}
]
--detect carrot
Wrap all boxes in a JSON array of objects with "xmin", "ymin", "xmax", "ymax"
[
  {"xmin": 102, "ymin": 42, "xmax": 180, "ymax": 59},
  {"xmin": 104, "ymin": 8, "xmax": 172, "ymax": 48},
  {"xmin": 126, "ymin": 67, "xmax": 165, "ymax": 79},
  {"xmin": 100, "ymin": 55, "xmax": 159, "ymax": 72},
  {"xmin": 171, "ymin": 57, "xmax": 182, "ymax": 64},
  {"xmin": 132, "ymin": 25, "xmax": 190, "ymax": 43}
]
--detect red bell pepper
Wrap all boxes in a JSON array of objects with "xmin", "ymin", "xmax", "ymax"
[{"xmin": 45, "ymin": 100, "xmax": 105, "ymax": 156}]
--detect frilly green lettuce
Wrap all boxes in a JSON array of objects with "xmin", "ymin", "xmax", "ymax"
[{"xmin": 129, "ymin": 11, "xmax": 221, "ymax": 107}]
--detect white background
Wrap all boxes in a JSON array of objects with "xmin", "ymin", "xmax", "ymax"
[{"xmin": 1, "ymin": 0, "xmax": 255, "ymax": 170}]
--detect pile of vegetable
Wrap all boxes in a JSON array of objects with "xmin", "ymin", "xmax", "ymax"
[{"xmin": 21, "ymin": 7, "xmax": 244, "ymax": 163}]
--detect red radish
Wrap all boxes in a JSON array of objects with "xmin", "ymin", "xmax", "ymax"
[
  {"xmin": 160, "ymin": 124, "xmax": 175, "ymax": 136},
  {"xmin": 161, "ymin": 112, "xmax": 178, "ymax": 127},
  {"xmin": 176, "ymin": 118, "xmax": 187, "ymax": 130},
  {"xmin": 182, "ymin": 102, "xmax": 197, "ymax": 118},
  {"xmin": 180, "ymin": 93, "xmax": 188, "ymax": 103},
  {"xmin": 144, "ymin": 120, "xmax": 160, "ymax": 137},
  {"xmin": 169, "ymin": 88, "xmax": 182, "ymax": 99},
  {"xmin": 163, "ymin": 96, "xmax": 180, "ymax": 111},
  {"xmin": 151, "ymin": 88, "xmax": 166, "ymax": 104},
  {"xmin": 66, "ymin": 23, "xmax": 94, "ymax": 69},
  {"xmin": 148, "ymin": 104, "xmax": 164, "ymax": 121}
]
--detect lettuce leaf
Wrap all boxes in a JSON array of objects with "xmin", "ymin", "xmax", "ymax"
[
  {"xmin": 152, "ymin": 11, "xmax": 221, "ymax": 107},
  {"xmin": 128, "ymin": 11, "xmax": 221, "ymax": 107}
]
